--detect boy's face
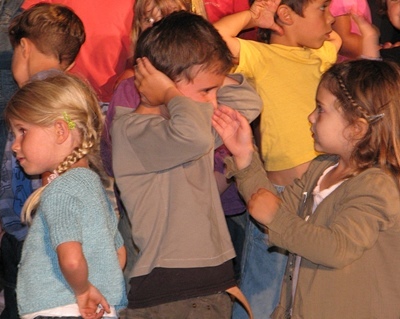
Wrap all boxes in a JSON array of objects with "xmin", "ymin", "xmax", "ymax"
[
  {"xmin": 387, "ymin": 0, "xmax": 400, "ymax": 30},
  {"xmin": 175, "ymin": 66, "xmax": 225, "ymax": 109},
  {"xmin": 291, "ymin": 0, "xmax": 335, "ymax": 49}
]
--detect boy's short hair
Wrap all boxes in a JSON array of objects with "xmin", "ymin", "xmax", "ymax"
[
  {"xmin": 134, "ymin": 10, "xmax": 233, "ymax": 82},
  {"xmin": 8, "ymin": 3, "xmax": 85, "ymax": 69}
]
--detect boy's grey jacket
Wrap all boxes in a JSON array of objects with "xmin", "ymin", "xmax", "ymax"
[{"xmin": 112, "ymin": 73, "xmax": 262, "ymax": 278}]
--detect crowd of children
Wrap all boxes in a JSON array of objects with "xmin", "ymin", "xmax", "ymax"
[{"xmin": 0, "ymin": 0, "xmax": 400, "ymax": 319}]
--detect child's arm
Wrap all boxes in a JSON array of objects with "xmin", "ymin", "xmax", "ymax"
[
  {"xmin": 117, "ymin": 245, "xmax": 127, "ymax": 270},
  {"xmin": 57, "ymin": 242, "xmax": 110, "ymax": 319},
  {"xmin": 212, "ymin": 105, "xmax": 254, "ymax": 170},
  {"xmin": 328, "ymin": 30, "xmax": 343, "ymax": 53},
  {"xmin": 212, "ymin": 105, "xmax": 281, "ymax": 224},
  {"xmin": 213, "ymin": 0, "xmax": 283, "ymax": 59},
  {"xmin": 352, "ymin": 13, "xmax": 381, "ymax": 59},
  {"xmin": 332, "ymin": 15, "xmax": 363, "ymax": 58}
]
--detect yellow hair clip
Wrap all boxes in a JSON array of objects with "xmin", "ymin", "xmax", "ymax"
[{"xmin": 63, "ymin": 112, "xmax": 76, "ymax": 130}]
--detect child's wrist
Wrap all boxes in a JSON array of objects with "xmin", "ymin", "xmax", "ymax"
[
  {"xmin": 163, "ymin": 86, "xmax": 183, "ymax": 105},
  {"xmin": 234, "ymin": 148, "xmax": 255, "ymax": 170}
]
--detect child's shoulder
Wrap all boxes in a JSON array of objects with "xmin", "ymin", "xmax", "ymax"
[{"xmin": 44, "ymin": 168, "xmax": 100, "ymax": 194}]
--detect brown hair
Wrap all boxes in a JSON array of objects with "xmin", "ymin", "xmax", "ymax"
[
  {"xmin": 9, "ymin": 3, "xmax": 85, "ymax": 69},
  {"xmin": 320, "ymin": 59, "xmax": 400, "ymax": 182},
  {"xmin": 134, "ymin": 10, "xmax": 233, "ymax": 83},
  {"xmin": 252, "ymin": 0, "xmax": 310, "ymax": 43}
]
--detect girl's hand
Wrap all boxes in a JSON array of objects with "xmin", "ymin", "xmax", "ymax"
[
  {"xmin": 134, "ymin": 57, "xmax": 182, "ymax": 106},
  {"xmin": 212, "ymin": 105, "xmax": 254, "ymax": 169},
  {"xmin": 248, "ymin": 188, "xmax": 281, "ymax": 226},
  {"xmin": 250, "ymin": 0, "xmax": 283, "ymax": 35},
  {"xmin": 76, "ymin": 283, "xmax": 110, "ymax": 319}
]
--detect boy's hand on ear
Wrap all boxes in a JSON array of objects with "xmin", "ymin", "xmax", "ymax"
[
  {"xmin": 250, "ymin": 0, "xmax": 284, "ymax": 35},
  {"xmin": 134, "ymin": 57, "xmax": 182, "ymax": 106}
]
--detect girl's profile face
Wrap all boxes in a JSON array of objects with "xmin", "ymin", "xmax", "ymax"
[
  {"xmin": 308, "ymin": 85, "xmax": 354, "ymax": 157},
  {"xmin": 9, "ymin": 118, "xmax": 60, "ymax": 175}
]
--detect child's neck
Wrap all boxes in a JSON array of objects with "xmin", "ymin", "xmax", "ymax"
[
  {"xmin": 270, "ymin": 32, "xmax": 303, "ymax": 48},
  {"xmin": 319, "ymin": 159, "xmax": 353, "ymax": 191}
]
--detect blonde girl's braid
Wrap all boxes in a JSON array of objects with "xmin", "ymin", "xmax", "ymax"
[{"xmin": 5, "ymin": 72, "xmax": 107, "ymax": 223}]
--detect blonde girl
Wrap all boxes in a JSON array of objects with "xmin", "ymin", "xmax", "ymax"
[
  {"xmin": 212, "ymin": 59, "xmax": 400, "ymax": 318},
  {"xmin": 5, "ymin": 73, "xmax": 127, "ymax": 319}
]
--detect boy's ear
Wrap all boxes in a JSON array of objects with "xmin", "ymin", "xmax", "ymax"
[
  {"xmin": 54, "ymin": 120, "xmax": 70, "ymax": 144},
  {"xmin": 276, "ymin": 5, "xmax": 294, "ymax": 25},
  {"xmin": 19, "ymin": 38, "xmax": 35, "ymax": 59}
]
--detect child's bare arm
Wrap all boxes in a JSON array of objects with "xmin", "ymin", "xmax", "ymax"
[
  {"xmin": 352, "ymin": 13, "xmax": 381, "ymax": 59},
  {"xmin": 332, "ymin": 15, "xmax": 362, "ymax": 58},
  {"xmin": 328, "ymin": 30, "xmax": 343, "ymax": 53},
  {"xmin": 57, "ymin": 241, "xmax": 110, "ymax": 319},
  {"xmin": 117, "ymin": 245, "xmax": 127, "ymax": 270},
  {"xmin": 214, "ymin": 0, "xmax": 283, "ymax": 59}
]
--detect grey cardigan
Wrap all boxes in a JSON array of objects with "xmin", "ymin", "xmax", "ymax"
[{"xmin": 228, "ymin": 153, "xmax": 400, "ymax": 319}]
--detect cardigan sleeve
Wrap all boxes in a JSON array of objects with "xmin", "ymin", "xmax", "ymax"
[{"xmin": 268, "ymin": 169, "xmax": 400, "ymax": 269}]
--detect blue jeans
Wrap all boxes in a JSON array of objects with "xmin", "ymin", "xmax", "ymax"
[{"xmin": 232, "ymin": 186, "xmax": 288, "ymax": 319}]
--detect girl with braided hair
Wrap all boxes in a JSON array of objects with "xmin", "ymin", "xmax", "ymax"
[
  {"xmin": 5, "ymin": 73, "xmax": 127, "ymax": 319},
  {"xmin": 212, "ymin": 59, "xmax": 400, "ymax": 318}
]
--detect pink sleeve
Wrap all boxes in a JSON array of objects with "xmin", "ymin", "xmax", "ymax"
[{"xmin": 330, "ymin": 0, "xmax": 372, "ymax": 20}]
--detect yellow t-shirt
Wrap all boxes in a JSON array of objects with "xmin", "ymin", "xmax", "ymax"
[{"xmin": 235, "ymin": 40, "xmax": 337, "ymax": 171}]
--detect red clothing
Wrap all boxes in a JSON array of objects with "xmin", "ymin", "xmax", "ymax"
[
  {"xmin": 204, "ymin": 0, "xmax": 256, "ymax": 40},
  {"xmin": 22, "ymin": 0, "xmax": 135, "ymax": 102}
]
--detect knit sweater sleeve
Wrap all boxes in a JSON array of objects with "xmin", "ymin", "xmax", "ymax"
[{"xmin": 41, "ymin": 185, "xmax": 84, "ymax": 249}]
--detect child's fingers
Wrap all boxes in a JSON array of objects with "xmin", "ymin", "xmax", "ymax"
[{"xmin": 140, "ymin": 57, "xmax": 159, "ymax": 75}]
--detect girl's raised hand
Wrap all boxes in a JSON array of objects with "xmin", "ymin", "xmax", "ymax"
[{"xmin": 212, "ymin": 105, "xmax": 254, "ymax": 170}]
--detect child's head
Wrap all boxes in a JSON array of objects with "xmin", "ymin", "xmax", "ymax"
[
  {"xmin": 135, "ymin": 11, "xmax": 233, "ymax": 83},
  {"xmin": 6, "ymin": 73, "xmax": 105, "ymax": 221},
  {"xmin": 132, "ymin": 0, "xmax": 207, "ymax": 50},
  {"xmin": 6, "ymin": 73, "xmax": 104, "ymax": 180},
  {"xmin": 256, "ymin": 0, "xmax": 334, "ymax": 47},
  {"xmin": 8, "ymin": 3, "xmax": 85, "ymax": 86},
  {"xmin": 314, "ymin": 60, "xmax": 400, "ymax": 176},
  {"xmin": 135, "ymin": 11, "xmax": 233, "ymax": 107},
  {"xmin": 379, "ymin": 0, "xmax": 400, "ymax": 29}
]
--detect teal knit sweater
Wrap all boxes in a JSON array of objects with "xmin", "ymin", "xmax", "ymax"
[{"xmin": 17, "ymin": 168, "xmax": 127, "ymax": 315}]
